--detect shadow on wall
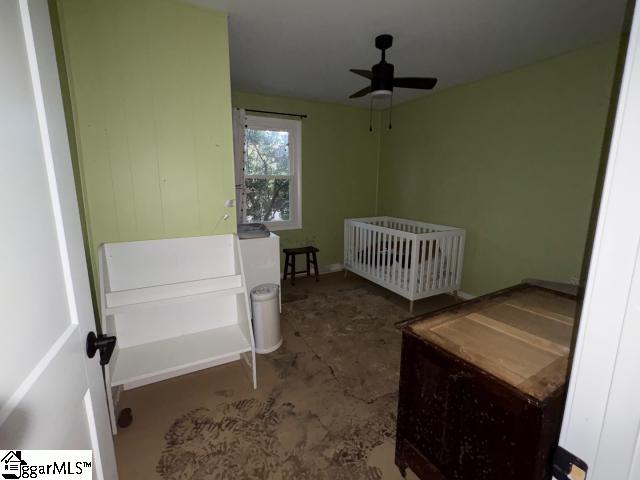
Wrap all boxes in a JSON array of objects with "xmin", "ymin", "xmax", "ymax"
[{"xmin": 578, "ymin": 9, "xmax": 635, "ymax": 291}]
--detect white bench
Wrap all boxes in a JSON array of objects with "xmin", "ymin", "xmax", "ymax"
[{"xmin": 98, "ymin": 234, "xmax": 256, "ymax": 432}]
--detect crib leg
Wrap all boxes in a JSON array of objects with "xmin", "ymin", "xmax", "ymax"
[{"xmin": 409, "ymin": 300, "xmax": 414, "ymax": 313}]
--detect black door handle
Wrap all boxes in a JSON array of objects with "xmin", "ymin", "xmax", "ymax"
[{"xmin": 86, "ymin": 331, "xmax": 117, "ymax": 366}]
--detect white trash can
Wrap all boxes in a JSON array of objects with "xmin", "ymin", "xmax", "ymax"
[{"xmin": 250, "ymin": 283, "xmax": 282, "ymax": 354}]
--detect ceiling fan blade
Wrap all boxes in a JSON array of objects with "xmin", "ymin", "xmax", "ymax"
[
  {"xmin": 349, "ymin": 85, "xmax": 372, "ymax": 98},
  {"xmin": 393, "ymin": 77, "xmax": 438, "ymax": 90},
  {"xmin": 350, "ymin": 69, "xmax": 373, "ymax": 79}
]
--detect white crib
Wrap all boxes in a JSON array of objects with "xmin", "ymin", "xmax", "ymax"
[{"xmin": 344, "ymin": 217, "xmax": 466, "ymax": 311}]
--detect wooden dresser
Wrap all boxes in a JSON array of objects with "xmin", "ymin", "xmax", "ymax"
[{"xmin": 395, "ymin": 284, "xmax": 578, "ymax": 479}]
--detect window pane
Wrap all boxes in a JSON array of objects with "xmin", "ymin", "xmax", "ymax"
[
  {"xmin": 245, "ymin": 129, "xmax": 289, "ymax": 175},
  {"xmin": 245, "ymin": 178, "xmax": 290, "ymax": 222}
]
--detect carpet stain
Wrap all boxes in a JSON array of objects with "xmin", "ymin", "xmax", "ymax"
[{"xmin": 156, "ymin": 288, "xmax": 412, "ymax": 479}]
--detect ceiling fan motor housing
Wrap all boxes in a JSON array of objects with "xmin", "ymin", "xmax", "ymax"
[
  {"xmin": 375, "ymin": 34, "xmax": 393, "ymax": 51},
  {"xmin": 348, "ymin": 32, "xmax": 436, "ymax": 100},
  {"xmin": 372, "ymin": 62, "xmax": 394, "ymax": 95}
]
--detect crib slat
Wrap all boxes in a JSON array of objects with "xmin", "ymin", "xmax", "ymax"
[
  {"xmin": 378, "ymin": 232, "xmax": 383, "ymax": 281},
  {"xmin": 345, "ymin": 222, "xmax": 350, "ymax": 268},
  {"xmin": 378, "ymin": 231, "xmax": 383, "ymax": 280},
  {"xmin": 447, "ymin": 236, "xmax": 458, "ymax": 287},
  {"xmin": 349, "ymin": 222, "xmax": 353, "ymax": 268},
  {"xmin": 372, "ymin": 230, "xmax": 377, "ymax": 277},
  {"xmin": 369, "ymin": 229, "xmax": 373, "ymax": 275},
  {"xmin": 353, "ymin": 223, "xmax": 357, "ymax": 268},
  {"xmin": 430, "ymin": 239, "xmax": 438, "ymax": 293},
  {"xmin": 358, "ymin": 225, "xmax": 362, "ymax": 270},
  {"xmin": 408, "ymin": 238, "xmax": 417, "ymax": 296},
  {"xmin": 399, "ymin": 238, "xmax": 403, "ymax": 287},
  {"xmin": 364, "ymin": 226, "xmax": 368, "ymax": 272},
  {"xmin": 354, "ymin": 224, "xmax": 358, "ymax": 269},
  {"xmin": 428, "ymin": 239, "xmax": 434, "ymax": 292},
  {"xmin": 445, "ymin": 235, "xmax": 453, "ymax": 288},
  {"xmin": 385, "ymin": 232, "xmax": 390, "ymax": 283},
  {"xmin": 360, "ymin": 226, "xmax": 364, "ymax": 271},
  {"xmin": 368, "ymin": 229, "xmax": 373, "ymax": 274},
  {"xmin": 352, "ymin": 223, "xmax": 356, "ymax": 268},
  {"xmin": 390, "ymin": 233, "xmax": 396, "ymax": 285},
  {"xmin": 439, "ymin": 236, "xmax": 447, "ymax": 289},
  {"xmin": 402, "ymin": 237, "xmax": 407, "ymax": 288},
  {"xmin": 441, "ymin": 235, "xmax": 448, "ymax": 289},
  {"xmin": 393, "ymin": 235, "xmax": 400, "ymax": 287},
  {"xmin": 369, "ymin": 228, "xmax": 373, "ymax": 275},
  {"xmin": 374, "ymin": 230, "xmax": 380, "ymax": 279},
  {"xmin": 414, "ymin": 239, "xmax": 423, "ymax": 295},
  {"xmin": 453, "ymin": 235, "xmax": 461, "ymax": 288},
  {"xmin": 437, "ymin": 237, "xmax": 444, "ymax": 289},
  {"xmin": 419, "ymin": 239, "xmax": 426, "ymax": 293},
  {"xmin": 456, "ymin": 233, "xmax": 465, "ymax": 287},
  {"xmin": 364, "ymin": 227, "xmax": 368, "ymax": 273}
]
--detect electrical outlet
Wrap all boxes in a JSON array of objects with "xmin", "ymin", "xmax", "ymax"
[{"xmin": 224, "ymin": 199, "xmax": 235, "ymax": 208}]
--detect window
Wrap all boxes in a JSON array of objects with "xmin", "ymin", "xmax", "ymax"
[{"xmin": 240, "ymin": 115, "xmax": 301, "ymax": 230}]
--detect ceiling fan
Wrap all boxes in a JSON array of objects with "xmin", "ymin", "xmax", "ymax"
[{"xmin": 349, "ymin": 34, "xmax": 438, "ymax": 99}]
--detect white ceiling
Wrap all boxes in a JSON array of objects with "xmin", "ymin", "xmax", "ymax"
[{"xmin": 186, "ymin": 0, "xmax": 627, "ymax": 107}]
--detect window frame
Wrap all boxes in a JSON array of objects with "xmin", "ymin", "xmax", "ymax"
[{"xmin": 242, "ymin": 115, "xmax": 302, "ymax": 231}]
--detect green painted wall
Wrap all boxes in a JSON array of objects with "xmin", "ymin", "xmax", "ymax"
[
  {"xmin": 378, "ymin": 40, "xmax": 619, "ymax": 295},
  {"xmin": 54, "ymin": 0, "xmax": 236, "ymax": 293},
  {"xmin": 54, "ymin": 0, "xmax": 619, "ymax": 299},
  {"xmin": 232, "ymin": 91, "xmax": 380, "ymax": 266}
]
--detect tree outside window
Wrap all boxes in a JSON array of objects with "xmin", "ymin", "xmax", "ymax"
[
  {"xmin": 240, "ymin": 116, "xmax": 301, "ymax": 230},
  {"xmin": 245, "ymin": 129, "xmax": 291, "ymax": 222}
]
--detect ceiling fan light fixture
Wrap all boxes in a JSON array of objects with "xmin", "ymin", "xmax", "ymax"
[{"xmin": 372, "ymin": 89, "xmax": 392, "ymax": 98}]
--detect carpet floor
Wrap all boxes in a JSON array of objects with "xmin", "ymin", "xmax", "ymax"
[{"xmin": 114, "ymin": 273, "xmax": 459, "ymax": 479}]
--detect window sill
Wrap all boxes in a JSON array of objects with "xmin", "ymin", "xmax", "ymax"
[{"xmin": 263, "ymin": 222, "xmax": 302, "ymax": 232}]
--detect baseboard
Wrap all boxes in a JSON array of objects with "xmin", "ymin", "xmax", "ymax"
[
  {"xmin": 319, "ymin": 262, "xmax": 344, "ymax": 275},
  {"xmin": 456, "ymin": 291, "xmax": 476, "ymax": 300}
]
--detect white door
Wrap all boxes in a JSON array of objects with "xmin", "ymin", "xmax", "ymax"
[
  {"xmin": 558, "ymin": 2, "xmax": 640, "ymax": 479},
  {"xmin": 0, "ymin": 0, "xmax": 117, "ymax": 478}
]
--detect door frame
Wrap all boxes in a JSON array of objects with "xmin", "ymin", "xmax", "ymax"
[{"xmin": 558, "ymin": 1, "xmax": 640, "ymax": 478}]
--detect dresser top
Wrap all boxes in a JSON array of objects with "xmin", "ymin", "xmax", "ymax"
[{"xmin": 408, "ymin": 285, "xmax": 578, "ymax": 401}]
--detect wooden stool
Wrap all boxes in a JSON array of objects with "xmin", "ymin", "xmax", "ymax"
[{"xmin": 283, "ymin": 246, "xmax": 319, "ymax": 285}]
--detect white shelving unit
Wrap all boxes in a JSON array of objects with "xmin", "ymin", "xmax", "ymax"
[{"xmin": 98, "ymin": 234, "xmax": 256, "ymax": 432}]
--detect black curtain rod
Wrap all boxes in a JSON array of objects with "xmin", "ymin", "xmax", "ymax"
[{"xmin": 245, "ymin": 108, "xmax": 307, "ymax": 119}]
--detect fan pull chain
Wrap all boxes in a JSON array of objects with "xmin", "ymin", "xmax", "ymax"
[
  {"xmin": 369, "ymin": 94, "xmax": 374, "ymax": 132},
  {"xmin": 388, "ymin": 92, "xmax": 393, "ymax": 130}
]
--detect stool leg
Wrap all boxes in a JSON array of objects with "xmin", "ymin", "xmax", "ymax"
[
  {"xmin": 306, "ymin": 252, "xmax": 311, "ymax": 277},
  {"xmin": 283, "ymin": 254, "xmax": 289, "ymax": 281},
  {"xmin": 291, "ymin": 254, "xmax": 296, "ymax": 286},
  {"xmin": 312, "ymin": 251, "xmax": 319, "ymax": 281}
]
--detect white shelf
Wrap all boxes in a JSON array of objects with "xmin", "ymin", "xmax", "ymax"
[
  {"xmin": 110, "ymin": 324, "xmax": 251, "ymax": 388},
  {"xmin": 105, "ymin": 274, "xmax": 242, "ymax": 309},
  {"xmin": 104, "ymin": 286, "xmax": 245, "ymax": 315},
  {"xmin": 99, "ymin": 235, "xmax": 257, "ymax": 432}
]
